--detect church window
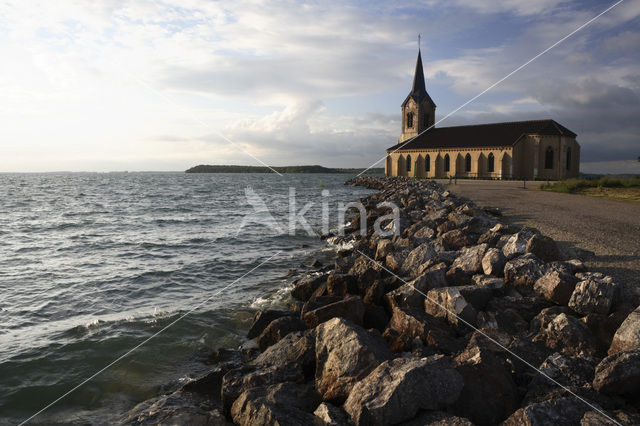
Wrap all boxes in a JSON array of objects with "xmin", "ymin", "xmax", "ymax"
[
  {"xmin": 407, "ymin": 112, "xmax": 414, "ymax": 128},
  {"xmin": 406, "ymin": 155, "xmax": 412, "ymax": 172},
  {"xmin": 465, "ymin": 154, "xmax": 471, "ymax": 172},
  {"xmin": 426, "ymin": 154, "xmax": 430, "ymax": 172},
  {"xmin": 488, "ymin": 153, "xmax": 495, "ymax": 173},
  {"xmin": 444, "ymin": 154, "xmax": 450, "ymax": 172},
  {"xmin": 566, "ymin": 147, "xmax": 572, "ymax": 170},
  {"xmin": 423, "ymin": 113, "xmax": 429, "ymax": 128},
  {"xmin": 545, "ymin": 147, "xmax": 554, "ymax": 169}
]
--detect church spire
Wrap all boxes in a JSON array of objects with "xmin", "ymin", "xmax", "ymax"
[{"xmin": 410, "ymin": 48, "xmax": 428, "ymax": 104}]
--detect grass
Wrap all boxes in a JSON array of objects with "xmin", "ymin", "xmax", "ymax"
[{"xmin": 541, "ymin": 177, "xmax": 640, "ymax": 200}]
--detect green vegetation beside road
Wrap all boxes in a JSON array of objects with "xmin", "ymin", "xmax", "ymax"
[{"xmin": 541, "ymin": 176, "xmax": 640, "ymax": 201}]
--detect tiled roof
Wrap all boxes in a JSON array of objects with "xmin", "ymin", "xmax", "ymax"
[{"xmin": 387, "ymin": 119, "xmax": 577, "ymax": 151}]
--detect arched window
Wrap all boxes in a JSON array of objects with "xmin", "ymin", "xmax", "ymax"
[
  {"xmin": 426, "ymin": 154, "xmax": 431, "ymax": 172},
  {"xmin": 566, "ymin": 147, "xmax": 572, "ymax": 170},
  {"xmin": 406, "ymin": 155, "xmax": 412, "ymax": 172},
  {"xmin": 423, "ymin": 113, "xmax": 429, "ymax": 128},
  {"xmin": 465, "ymin": 153, "xmax": 471, "ymax": 172},
  {"xmin": 488, "ymin": 153, "xmax": 495, "ymax": 173},
  {"xmin": 545, "ymin": 147, "xmax": 554, "ymax": 169},
  {"xmin": 407, "ymin": 112, "xmax": 414, "ymax": 128},
  {"xmin": 444, "ymin": 154, "xmax": 450, "ymax": 172}
]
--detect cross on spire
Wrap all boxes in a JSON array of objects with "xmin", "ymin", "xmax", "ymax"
[{"xmin": 418, "ymin": 34, "xmax": 421, "ymax": 50}]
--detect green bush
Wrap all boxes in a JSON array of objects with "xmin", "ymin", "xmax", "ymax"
[{"xmin": 542, "ymin": 177, "xmax": 640, "ymax": 193}]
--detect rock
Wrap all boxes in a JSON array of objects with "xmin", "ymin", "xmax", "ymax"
[
  {"xmin": 385, "ymin": 270, "xmax": 443, "ymax": 310},
  {"xmin": 221, "ymin": 362, "xmax": 304, "ymax": 410},
  {"xmin": 384, "ymin": 305, "xmax": 460, "ymax": 354},
  {"xmin": 524, "ymin": 353, "xmax": 597, "ymax": 405},
  {"xmin": 314, "ymin": 318, "xmax": 392, "ymax": 402},
  {"xmin": 292, "ymin": 274, "xmax": 328, "ymax": 301},
  {"xmin": 385, "ymin": 251, "xmax": 406, "ymax": 271},
  {"xmin": 123, "ymin": 389, "xmax": 229, "ymax": 425},
  {"xmin": 452, "ymin": 345, "xmax": 519, "ymax": 425},
  {"xmin": 609, "ymin": 305, "xmax": 640, "ymax": 355},
  {"xmin": 303, "ymin": 295, "xmax": 365, "ymax": 328},
  {"xmin": 425, "ymin": 287, "xmax": 477, "ymax": 331},
  {"xmin": 440, "ymin": 229, "xmax": 473, "ymax": 250},
  {"xmin": 593, "ymin": 349, "xmax": 640, "ymax": 395},
  {"xmin": 349, "ymin": 255, "xmax": 382, "ymax": 288},
  {"xmin": 450, "ymin": 243, "xmax": 489, "ymax": 275},
  {"xmin": 343, "ymin": 355, "xmax": 463, "ymax": 426},
  {"xmin": 504, "ymin": 253, "xmax": 546, "ymax": 290},
  {"xmin": 251, "ymin": 330, "xmax": 316, "ymax": 377},
  {"xmin": 568, "ymin": 274, "xmax": 619, "ymax": 315},
  {"xmin": 399, "ymin": 411, "xmax": 474, "ymax": 425},
  {"xmin": 502, "ymin": 230, "xmax": 535, "ymax": 259},
  {"xmin": 526, "ymin": 234, "xmax": 564, "ymax": 262},
  {"xmin": 534, "ymin": 270, "xmax": 578, "ymax": 305},
  {"xmin": 375, "ymin": 239, "xmax": 394, "ymax": 260},
  {"xmin": 456, "ymin": 284, "xmax": 493, "ymax": 310},
  {"xmin": 503, "ymin": 397, "xmax": 592, "ymax": 426},
  {"xmin": 482, "ymin": 247, "xmax": 506, "ymax": 276},
  {"xmin": 326, "ymin": 274, "xmax": 358, "ymax": 297},
  {"xmin": 401, "ymin": 243, "xmax": 438, "ymax": 278},
  {"xmin": 473, "ymin": 274, "xmax": 506, "ymax": 293},
  {"xmin": 230, "ymin": 383, "xmax": 322, "ymax": 426},
  {"xmin": 530, "ymin": 306, "xmax": 571, "ymax": 333},
  {"xmin": 535, "ymin": 313, "xmax": 600, "ymax": 357},
  {"xmin": 258, "ymin": 316, "xmax": 307, "ymax": 351},
  {"xmin": 247, "ymin": 310, "xmax": 293, "ymax": 339},
  {"xmin": 413, "ymin": 225, "xmax": 435, "ymax": 239},
  {"xmin": 314, "ymin": 402, "xmax": 348, "ymax": 425},
  {"xmin": 363, "ymin": 279, "xmax": 386, "ymax": 305}
]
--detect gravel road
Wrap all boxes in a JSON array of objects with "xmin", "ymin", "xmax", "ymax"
[{"xmin": 441, "ymin": 179, "xmax": 640, "ymax": 296}]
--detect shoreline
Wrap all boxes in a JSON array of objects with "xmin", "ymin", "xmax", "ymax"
[{"xmin": 125, "ymin": 177, "xmax": 640, "ymax": 425}]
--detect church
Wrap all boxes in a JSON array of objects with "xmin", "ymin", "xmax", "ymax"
[{"xmin": 385, "ymin": 50, "xmax": 580, "ymax": 179}]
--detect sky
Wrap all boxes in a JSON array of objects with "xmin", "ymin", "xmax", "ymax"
[{"xmin": 0, "ymin": 0, "xmax": 639, "ymax": 173}]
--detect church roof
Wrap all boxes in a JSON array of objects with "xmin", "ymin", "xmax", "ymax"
[
  {"xmin": 402, "ymin": 49, "xmax": 436, "ymax": 107},
  {"xmin": 387, "ymin": 119, "xmax": 577, "ymax": 152}
]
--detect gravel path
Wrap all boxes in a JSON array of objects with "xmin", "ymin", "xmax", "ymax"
[{"xmin": 441, "ymin": 179, "xmax": 640, "ymax": 295}]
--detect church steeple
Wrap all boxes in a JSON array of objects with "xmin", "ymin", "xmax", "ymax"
[
  {"xmin": 400, "ymin": 46, "xmax": 436, "ymax": 143},
  {"xmin": 409, "ymin": 49, "xmax": 428, "ymax": 105}
]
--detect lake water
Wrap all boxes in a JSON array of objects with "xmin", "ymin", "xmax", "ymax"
[{"xmin": 0, "ymin": 172, "xmax": 374, "ymax": 424}]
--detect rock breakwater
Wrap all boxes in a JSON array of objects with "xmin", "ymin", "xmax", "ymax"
[{"xmin": 125, "ymin": 177, "xmax": 640, "ymax": 425}]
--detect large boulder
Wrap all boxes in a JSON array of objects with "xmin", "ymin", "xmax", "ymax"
[
  {"xmin": 504, "ymin": 253, "xmax": 546, "ymax": 290},
  {"xmin": 401, "ymin": 243, "xmax": 438, "ymax": 277},
  {"xmin": 313, "ymin": 402, "xmax": 348, "ymax": 425},
  {"xmin": 383, "ymin": 305, "xmax": 460, "ymax": 354},
  {"xmin": 502, "ymin": 230, "xmax": 535, "ymax": 259},
  {"xmin": 314, "ymin": 318, "xmax": 392, "ymax": 402},
  {"xmin": 375, "ymin": 239, "xmax": 394, "ymax": 260},
  {"xmin": 535, "ymin": 313, "xmax": 600, "ymax": 357},
  {"xmin": 221, "ymin": 362, "xmax": 304, "ymax": 410},
  {"xmin": 230, "ymin": 383, "xmax": 322, "ymax": 426},
  {"xmin": 592, "ymin": 349, "xmax": 640, "ymax": 395},
  {"xmin": 257, "ymin": 316, "xmax": 307, "ymax": 351},
  {"xmin": 247, "ymin": 310, "xmax": 293, "ymax": 339},
  {"xmin": 326, "ymin": 274, "xmax": 359, "ymax": 297},
  {"xmin": 568, "ymin": 273, "xmax": 619, "ymax": 315},
  {"xmin": 303, "ymin": 295, "xmax": 365, "ymax": 328},
  {"xmin": 481, "ymin": 247, "xmax": 506, "ymax": 276},
  {"xmin": 449, "ymin": 243, "xmax": 489, "ymax": 275},
  {"xmin": 534, "ymin": 270, "xmax": 578, "ymax": 305},
  {"xmin": 425, "ymin": 287, "xmax": 477, "ymax": 331},
  {"xmin": 343, "ymin": 355, "xmax": 463, "ymax": 426},
  {"xmin": 385, "ymin": 267, "xmax": 445, "ymax": 310},
  {"xmin": 400, "ymin": 411, "xmax": 474, "ymax": 425},
  {"xmin": 292, "ymin": 274, "xmax": 328, "ymax": 301},
  {"xmin": 452, "ymin": 345, "xmax": 519, "ymax": 425},
  {"xmin": 251, "ymin": 330, "xmax": 316, "ymax": 377},
  {"xmin": 526, "ymin": 234, "xmax": 563, "ymax": 262},
  {"xmin": 503, "ymin": 397, "xmax": 592, "ymax": 426},
  {"xmin": 523, "ymin": 353, "xmax": 596, "ymax": 405},
  {"xmin": 609, "ymin": 305, "xmax": 640, "ymax": 355},
  {"xmin": 440, "ymin": 229, "xmax": 473, "ymax": 250}
]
